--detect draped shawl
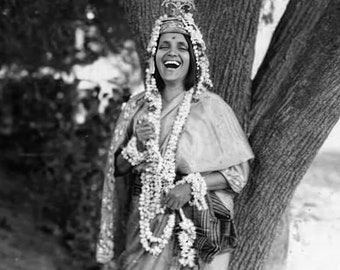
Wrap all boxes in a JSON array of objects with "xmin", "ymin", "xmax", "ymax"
[{"xmin": 96, "ymin": 91, "xmax": 254, "ymax": 264}]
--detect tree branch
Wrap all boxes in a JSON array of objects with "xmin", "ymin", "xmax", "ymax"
[{"xmin": 249, "ymin": 0, "xmax": 331, "ymax": 133}]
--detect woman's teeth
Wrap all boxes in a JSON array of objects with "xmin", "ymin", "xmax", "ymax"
[{"xmin": 164, "ymin": 60, "xmax": 181, "ymax": 69}]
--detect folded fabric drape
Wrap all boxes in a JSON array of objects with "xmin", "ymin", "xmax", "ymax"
[{"xmin": 96, "ymin": 91, "xmax": 254, "ymax": 265}]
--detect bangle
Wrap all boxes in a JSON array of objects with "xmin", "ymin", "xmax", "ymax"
[
  {"xmin": 121, "ymin": 136, "xmax": 146, "ymax": 166},
  {"xmin": 176, "ymin": 173, "xmax": 208, "ymax": 211}
]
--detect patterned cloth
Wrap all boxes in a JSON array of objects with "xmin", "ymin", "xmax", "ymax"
[
  {"xmin": 132, "ymin": 177, "xmax": 237, "ymax": 263},
  {"xmin": 117, "ymin": 191, "xmax": 235, "ymax": 270}
]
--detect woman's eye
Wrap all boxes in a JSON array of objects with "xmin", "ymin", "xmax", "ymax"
[
  {"xmin": 159, "ymin": 45, "xmax": 169, "ymax": 50},
  {"xmin": 179, "ymin": 47, "xmax": 188, "ymax": 51}
]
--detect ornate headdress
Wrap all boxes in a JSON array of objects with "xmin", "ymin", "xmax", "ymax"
[{"xmin": 145, "ymin": 0, "xmax": 212, "ymax": 102}]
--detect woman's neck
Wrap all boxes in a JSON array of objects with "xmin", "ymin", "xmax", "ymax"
[{"xmin": 162, "ymin": 84, "xmax": 185, "ymax": 103}]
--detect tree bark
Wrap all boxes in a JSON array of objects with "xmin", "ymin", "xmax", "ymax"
[
  {"xmin": 250, "ymin": 1, "xmax": 331, "ymax": 268},
  {"xmin": 119, "ymin": 0, "xmax": 163, "ymax": 68},
  {"xmin": 195, "ymin": 0, "xmax": 261, "ymax": 126},
  {"xmin": 263, "ymin": 210, "xmax": 290, "ymax": 270},
  {"xmin": 231, "ymin": 0, "xmax": 340, "ymax": 268},
  {"xmin": 249, "ymin": 0, "xmax": 331, "ymax": 133}
]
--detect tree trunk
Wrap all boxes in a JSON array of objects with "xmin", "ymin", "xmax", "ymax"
[
  {"xmin": 194, "ymin": 0, "xmax": 261, "ymax": 127},
  {"xmin": 263, "ymin": 210, "xmax": 290, "ymax": 270},
  {"xmin": 232, "ymin": 0, "xmax": 340, "ymax": 268},
  {"xmin": 251, "ymin": 1, "xmax": 331, "ymax": 268},
  {"xmin": 119, "ymin": 0, "xmax": 163, "ymax": 69},
  {"xmin": 119, "ymin": 0, "xmax": 340, "ymax": 269}
]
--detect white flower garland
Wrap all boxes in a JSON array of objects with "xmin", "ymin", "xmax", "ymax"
[
  {"xmin": 176, "ymin": 173, "xmax": 208, "ymax": 211},
  {"xmin": 139, "ymin": 88, "xmax": 195, "ymax": 260},
  {"xmin": 121, "ymin": 136, "xmax": 147, "ymax": 166},
  {"xmin": 137, "ymin": 2, "xmax": 214, "ymax": 266},
  {"xmin": 178, "ymin": 209, "xmax": 197, "ymax": 267}
]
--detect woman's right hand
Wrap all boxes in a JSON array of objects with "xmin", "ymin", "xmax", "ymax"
[{"xmin": 135, "ymin": 119, "xmax": 155, "ymax": 151}]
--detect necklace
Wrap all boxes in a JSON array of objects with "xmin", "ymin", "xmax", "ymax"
[{"xmin": 139, "ymin": 87, "xmax": 194, "ymax": 257}]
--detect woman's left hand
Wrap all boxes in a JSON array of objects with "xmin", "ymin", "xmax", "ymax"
[{"xmin": 163, "ymin": 183, "xmax": 192, "ymax": 210}]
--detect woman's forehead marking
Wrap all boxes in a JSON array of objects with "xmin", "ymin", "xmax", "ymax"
[{"xmin": 159, "ymin": 33, "xmax": 188, "ymax": 45}]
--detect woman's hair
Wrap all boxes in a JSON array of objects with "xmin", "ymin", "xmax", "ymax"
[{"xmin": 154, "ymin": 34, "xmax": 197, "ymax": 91}]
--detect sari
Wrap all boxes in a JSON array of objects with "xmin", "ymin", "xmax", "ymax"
[{"xmin": 97, "ymin": 91, "xmax": 254, "ymax": 269}]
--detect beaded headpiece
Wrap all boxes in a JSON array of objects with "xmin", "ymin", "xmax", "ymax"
[{"xmin": 145, "ymin": 0, "xmax": 212, "ymax": 102}]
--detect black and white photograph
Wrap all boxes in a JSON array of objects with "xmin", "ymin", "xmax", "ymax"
[{"xmin": 0, "ymin": 0, "xmax": 339, "ymax": 269}]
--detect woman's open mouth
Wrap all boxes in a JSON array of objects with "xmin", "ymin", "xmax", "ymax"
[{"xmin": 163, "ymin": 60, "xmax": 181, "ymax": 69}]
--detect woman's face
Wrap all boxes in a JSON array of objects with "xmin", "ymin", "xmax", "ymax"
[{"xmin": 155, "ymin": 33, "xmax": 190, "ymax": 87}]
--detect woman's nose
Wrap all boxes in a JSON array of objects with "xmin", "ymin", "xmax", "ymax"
[{"xmin": 167, "ymin": 47, "xmax": 178, "ymax": 56}]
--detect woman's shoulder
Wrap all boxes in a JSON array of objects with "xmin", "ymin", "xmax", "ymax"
[
  {"xmin": 122, "ymin": 91, "xmax": 145, "ymax": 109},
  {"xmin": 200, "ymin": 91, "xmax": 227, "ymax": 103},
  {"xmin": 198, "ymin": 91, "xmax": 233, "ymax": 112},
  {"xmin": 127, "ymin": 91, "xmax": 145, "ymax": 105},
  {"xmin": 118, "ymin": 91, "xmax": 146, "ymax": 120}
]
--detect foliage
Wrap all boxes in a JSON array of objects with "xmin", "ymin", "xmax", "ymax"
[
  {"xmin": 0, "ymin": 0, "xmax": 132, "ymax": 70},
  {"xmin": 0, "ymin": 0, "xmax": 137, "ymax": 266},
  {"xmin": 0, "ymin": 75, "xmax": 129, "ymax": 266}
]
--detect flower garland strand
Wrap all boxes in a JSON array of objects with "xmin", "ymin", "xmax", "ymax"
[
  {"xmin": 139, "ymin": 88, "xmax": 195, "ymax": 259},
  {"xmin": 138, "ymin": 2, "xmax": 214, "ymax": 265},
  {"xmin": 176, "ymin": 173, "xmax": 208, "ymax": 211},
  {"xmin": 178, "ymin": 209, "xmax": 197, "ymax": 267},
  {"xmin": 121, "ymin": 136, "xmax": 147, "ymax": 166}
]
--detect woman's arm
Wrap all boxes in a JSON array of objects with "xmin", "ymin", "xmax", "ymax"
[
  {"xmin": 217, "ymin": 162, "xmax": 250, "ymax": 193},
  {"xmin": 114, "ymin": 118, "xmax": 156, "ymax": 177},
  {"xmin": 164, "ymin": 161, "xmax": 250, "ymax": 210},
  {"xmin": 203, "ymin": 161, "xmax": 249, "ymax": 192},
  {"xmin": 203, "ymin": 171, "xmax": 230, "ymax": 191}
]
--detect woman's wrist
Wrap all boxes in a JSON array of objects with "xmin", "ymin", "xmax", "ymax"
[
  {"xmin": 121, "ymin": 136, "xmax": 147, "ymax": 166},
  {"xmin": 176, "ymin": 173, "xmax": 208, "ymax": 211}
]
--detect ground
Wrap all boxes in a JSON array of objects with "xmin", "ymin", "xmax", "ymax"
[
  {"xmin": 0, "ymin": 164, "xmax": 83, "ymax": 270},
  {"xmin": 0, "ymin": 151, "xmax": 339, "ymax": 270},
  {"xmin": 288, "ymin": 151, "xmax": 340, "ymax": 270}
]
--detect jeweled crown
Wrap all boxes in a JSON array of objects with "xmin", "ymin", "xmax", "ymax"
[
  {"xmin": 162, "ymin": 0, "xmax": 195, "ymax": 16},
  {"xmin": 160, "ymin": 0, "xmax": 196, "ymax": 35}
]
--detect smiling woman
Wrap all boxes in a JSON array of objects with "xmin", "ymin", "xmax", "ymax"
[
  {"xmin": 155, "ymin": 33, "xmax": 190, "ymax": 88},
  {"xmin": 96, "ymin": 0, "xmax": 254, "ymax": 269},
  {"xmin": 154, "ymin": 33, "xmax": 196, "ymax": 96}
]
